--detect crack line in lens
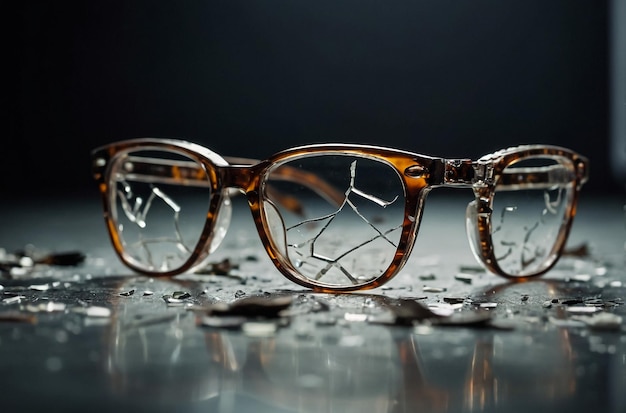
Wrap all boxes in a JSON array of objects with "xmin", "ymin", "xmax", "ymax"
[
  {"xmin": 285, "ymin": 160, "xmax": 400, "ymax": 284},
  {"xmin": 117, "ymin": 179, "xmax": 193, "ymax": 270}
]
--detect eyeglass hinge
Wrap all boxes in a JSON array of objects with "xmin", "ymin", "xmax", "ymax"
[{"xmin": 443, "ymin": 159, "xmax": 476, "ymax": 185}]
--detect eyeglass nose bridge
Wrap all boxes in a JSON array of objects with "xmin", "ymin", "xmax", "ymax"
[{"xmin": 218, "ymin": 163, "xmax": 266, "ymax": 197}]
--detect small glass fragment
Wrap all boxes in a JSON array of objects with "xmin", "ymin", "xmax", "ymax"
[
  {"xmin": 422, "ymin": 286, "xmax": 446, "ymax": 293},
  {"xmin": 419, "ymin": 274, "xmax": 436, "ymax": 281},
  {"xmin": 567, "ymin": 274, "xmax": 591, "ymax": 282},
  {"xmin": 29, "ymin": 284, "xmax": 50, "ymax": 291},
  {"xmin": 234, "ymin": 290, "xmax": 246, "ymax": 299},
  {"xmin": 172, "ymin": 291, "xmax": 191, "ymax": 300},
  {"xmin": 521, "ymin": 294, "xmax": 529, "ymax": 302},
  {"xmin": 162, "ymin": 295, "xmax": 188, "ymax": 306},
  {"xmin": 458, "ymin": 265, "xmax": 485, "ymax": 273},
  {"xmin": 443, "ymin": 297, "xmax": 466, "ymax": 304},
  {"xmin": 119, "ymin": 289, "xmax": 135, "ymax": 297},
  {"xmin": 142, "ymin": 290, "xmax": 154, "ymax": 296},
  {"xmin": 454, "ymin": 273, "xmax": 475, "ymax": 284},
  {"xmin": 478, "ymin": 302, "xmax": 498, "ymax": 309},
  {"xmin": 2, "ymin": 295, "xmax": 25, "ymax": 305}
]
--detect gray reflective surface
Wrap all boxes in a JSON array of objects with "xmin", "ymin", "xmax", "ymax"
[{"xmin": 0, "ymin": 193, "xmax": 624, "ymax": 413}]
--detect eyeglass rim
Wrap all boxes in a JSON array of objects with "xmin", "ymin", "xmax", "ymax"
[
  {"xmin": 92, "ymin": 139, "xmax": 231, "ymax": 277},
  {"xmin": 469, "ymin": 147, "xmax": 588, "ymax": 279},
  {"xmin": 91, "ymin": 138, "xmax": 589, "ymax": 291}
]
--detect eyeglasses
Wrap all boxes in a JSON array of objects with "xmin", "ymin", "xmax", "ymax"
[{"xmin": 91, "ymin": 138, "xmax": 589, "ymax": 292}]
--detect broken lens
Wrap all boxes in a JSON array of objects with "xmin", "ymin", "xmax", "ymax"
[
  {"xmin": 261, "ymin": 154, "xmax": 406, "ymax": 288},
  {"xmin": 107, "ymin": 148, "xmax": 214, "ymax": 273},
  {"xmin": 490, "ymin": 156, "xmax": 576, "ymax": 276}
]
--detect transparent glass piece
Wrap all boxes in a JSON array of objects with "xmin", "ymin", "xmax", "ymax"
[
  {"xmin": 263, "ymin": 199, "xmax": 288, "ymax": 255},
  {"xmin": 262, "ymin": 154, "xmax": 405, "ymax": 287},
  {"xmin": 491, "ymin": 157, "xmax": 575, "ymax": 276},
  {"xmin": 465, "ymin": 200, "xmax": 485, "ymax": 270},
  {"xmin": 108, "ymin": 149, "xmax": 212, "ymax": 273},
  {"xmin": 208, "ymin": 195, "xmax": 231, "ymax": 254}
]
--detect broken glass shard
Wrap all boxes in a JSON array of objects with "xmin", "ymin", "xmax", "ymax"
[
  {"xmin": 422, "ymin": 286, "xmax": 446, "ymax": 293},
  {"xmin": 172, "ymin": 291, "xmax": 191, "ymax": 300}
]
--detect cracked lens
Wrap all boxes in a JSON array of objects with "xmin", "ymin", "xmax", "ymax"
[
  {"xmin": 264, "ymin": 155, "xmax": 405, "ymax": 287},
  {"xmin": 110, "ymin": 150, "xmax": 212, "ymax": 272},
  {"xmin": 491, "ymin": 158, "xmax": 574, "ymax": 275}
]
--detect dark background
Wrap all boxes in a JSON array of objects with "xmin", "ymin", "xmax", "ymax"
[{"xmin": 6, "ymin": 1, "xmax": 616, "ymax": 199}]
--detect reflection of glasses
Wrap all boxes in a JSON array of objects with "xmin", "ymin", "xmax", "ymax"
[{"xmin": 92, "ymin": 138, "xmax": 589, "ymax": 292}]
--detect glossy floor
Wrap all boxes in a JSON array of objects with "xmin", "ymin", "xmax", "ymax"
[{"xmin": 0, "ymin": 192, "xmax": 624, "ymax": 413}]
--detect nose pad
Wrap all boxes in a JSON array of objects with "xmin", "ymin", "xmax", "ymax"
[
  {"xmin": 263, "ymin": 199, "xmax": 288, "ymax": 256},
  {"xmin": 465, "ymin": 200, "xmax": 484, "ymax": 266},
  {"xmin": 208, "ymin": 195, "xmax": 232, "ymax": 253}
]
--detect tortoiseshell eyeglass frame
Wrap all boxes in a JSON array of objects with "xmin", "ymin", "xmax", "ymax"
[{"xmin": 92, "ymin": 138, "xmax": 589, "ymax": 293}]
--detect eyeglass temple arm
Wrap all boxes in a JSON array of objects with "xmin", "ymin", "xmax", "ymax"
[
  {"xmin": 496, "ymin": 165, "xmax": 588, "ymax": 190},
  {"xmin": 443, "ymin": 160, "xmax": 588, "ymax": 190},
  {"xmin": 224, "ymin": 156, "xmax": 346, "ymax": 207},
  {"xmin": 118, "ymin": 156, "xmax": 345, "ymax": 212}
]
